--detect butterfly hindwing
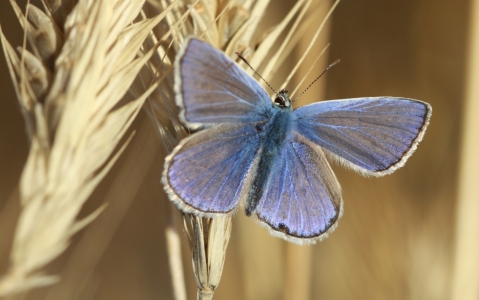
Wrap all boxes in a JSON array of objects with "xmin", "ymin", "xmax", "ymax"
[
  {"xmin": 163, "ymin": 123, "xmax": 262, "ymax": 216},
  {"xmin": 255, "ymin": 132, "xmax": 343, "ymax": 245},
  {"xmin": 175, "ymin": 37, "xmax": 272, "ymax": 129},
  {"xmin": 294, "ymin": 97, "xmax": 431, "ymax": 176}
]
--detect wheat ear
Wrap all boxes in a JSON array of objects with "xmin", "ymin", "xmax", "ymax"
[{"xmin": 0, "ymin": 0, "xmax": 171, "ymax": 296}]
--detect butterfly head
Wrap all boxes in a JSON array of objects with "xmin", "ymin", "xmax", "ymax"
[{"xmin": 273, "ymin": 89, "xmax": 292, "ymax": 109}]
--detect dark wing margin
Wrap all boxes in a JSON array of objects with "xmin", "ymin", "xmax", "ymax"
[
  {"xmin": 162, "ymin": 123, "xmax": 261, "ymax": 216},
  {"xmin": 255, "ymin": 132, "xmax": 343, "ymax": 245},
  {"xmin": 294, "ymin": 97, "xmax": 432, "ymax": 176},
  {"xmin": 175, "ymin": 37, "xmax": 272, "ymax": 130}
]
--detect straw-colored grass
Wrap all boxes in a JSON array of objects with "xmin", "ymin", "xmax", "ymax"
[
  {"xmin": 451, "ymin": 0, "xmax": 479, "ymax": 298},
  {"xmin": 0, "ymin": 0, "xmax": 169, "ymax": 295}
]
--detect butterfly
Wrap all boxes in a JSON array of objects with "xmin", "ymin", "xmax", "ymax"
[{"xmin": 162, "ymin": 37, "xmax": 432, "ymax": 245}]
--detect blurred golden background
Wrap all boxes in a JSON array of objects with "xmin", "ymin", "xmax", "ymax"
[{"xmin": 0, "ymin": 0, "xmax": 476, "ymax": 299}]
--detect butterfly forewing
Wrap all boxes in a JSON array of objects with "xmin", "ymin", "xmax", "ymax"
[
  {"xmin": 294, "ymin": 97, "xmax": 431, "ymax": 176},
  {"xmin": 163, "ymin": 123, "xmax": 262, "ymax": 216},
  {"xmin": 256, "ymin": 132, "xmax": 342, "ymax": 245},
  {"xmin": 175, "ymin": 37, "xmax": 272, "ymax": 129}
]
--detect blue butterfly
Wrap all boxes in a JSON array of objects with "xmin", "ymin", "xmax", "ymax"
[{"xmin": 162, "ymin": 37, "xmax": 432, "ymax": 245}]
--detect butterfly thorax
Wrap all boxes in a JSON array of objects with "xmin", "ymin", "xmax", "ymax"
[{"xmin": 245, "ymin": 100, "xmax": 296, "ymax": 216}]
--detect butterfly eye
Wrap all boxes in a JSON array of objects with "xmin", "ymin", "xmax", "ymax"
[
  {"xmin": 273, "ymin": 90, "xmax": 292, "ymax": 108},
  {"xmin": 274, "ymin": 96, "xmax": 285, "ymax": 106}
]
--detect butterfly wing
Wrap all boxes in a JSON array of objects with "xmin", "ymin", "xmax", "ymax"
[
  {"xmin": 163, "ymin": 123, "xmax": 261, "ymax": 216},
  {"xmin": 255, "ymin": 132, "xmax": 343, "ymax": 245},
  {"xmin": 294, "ymin": 97, "xmax": 432, "ymax": 176},
  {"xmin": 175, "ymin": 37, "xmax": 272, "ymax": 130}
]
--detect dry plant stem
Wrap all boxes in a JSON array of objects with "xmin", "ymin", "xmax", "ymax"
[
  {"xmin": 451, "ymin": 0, "xmax": 479, "ymax": 298},
  {"xmin": 284, "ymin": 244, "xmax": 313, "ymax": 300},
  {"xmin": 183, "ymin": 215, "xmax": 232, "ymax": 300},
  {"xmin": 0, "ymin": 188, "xmax": 21, "ymax": 262},
  {"xmin": 255, "ymin": 0, "xmax": 311, "ymax": 78},
  {"xmin": 0, "ymin": 0, "xmax": 167, "ymax": 296},
  {"xmin": 166, "ymin": 202, "xmax": 187, "ymax": 300},
  {"xmin": 281, "ymin": 0, "xmax": 339, "ymax": 89},
  {"xmin": 290, "ymin": 44, "xmax": 330, "ymax": 98},
  {"xmin": 199, "ymin": 291, "xmax": 214, "ymax": 300}
]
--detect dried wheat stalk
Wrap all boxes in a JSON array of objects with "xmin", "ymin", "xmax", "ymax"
[
  {"xmin": 0, "ymin": 0, "xmax": 171, "ymax": 296},
  {"xmin": 451, "ymin": 0, "xmax": 479, "ymax": 298}
]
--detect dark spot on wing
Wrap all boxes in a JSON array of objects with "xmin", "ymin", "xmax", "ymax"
[{"xmin": 277, "ymin": 223, "xmax": 289, "ymax": 234}]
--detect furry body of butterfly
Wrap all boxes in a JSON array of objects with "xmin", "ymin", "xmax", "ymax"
[{"xmin": 246, "ymin": 99, "xmax": 296, "ymax": 217}]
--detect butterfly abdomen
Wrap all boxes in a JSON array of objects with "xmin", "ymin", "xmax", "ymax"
[{"xmin": 245, "ymin": 107, "xmax": 296, "ymax": 216}]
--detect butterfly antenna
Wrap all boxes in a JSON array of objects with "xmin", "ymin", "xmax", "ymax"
[
  {"xmin": 236, "ymin": 52, "xmax": 277, "ymax": 94},
  {"xmin": 293, "ymin": 59, "xmax": 340, "ymax": 102}
]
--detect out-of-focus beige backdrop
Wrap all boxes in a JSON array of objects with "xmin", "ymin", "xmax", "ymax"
[{"xmin": 0, "ymin": 0, "xmax": 474, "ymax": 299}]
